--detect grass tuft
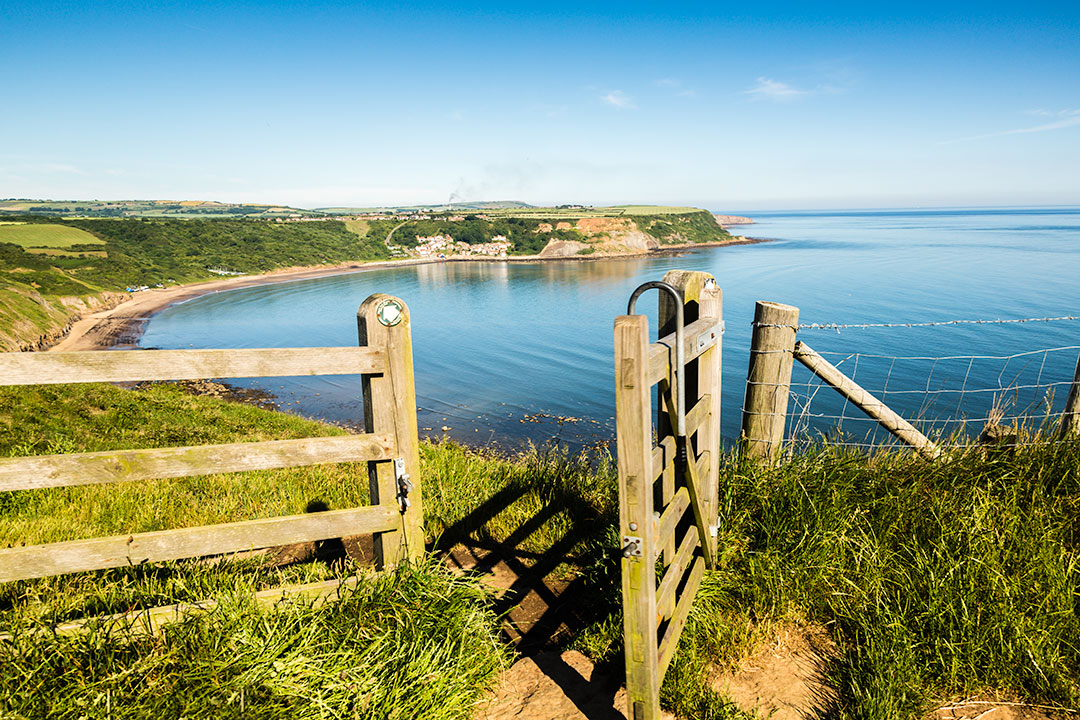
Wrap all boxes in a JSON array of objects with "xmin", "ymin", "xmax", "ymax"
[{"xmin": 1, "ymin": 558, "xmax": 508, "ymax": 719}]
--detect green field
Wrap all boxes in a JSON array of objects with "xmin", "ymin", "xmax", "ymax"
[
  {"xmin": 0, "ymin": 223, "xmax": 104, "ymax": 248},
  {"xmin": 0, "ymin": 199, "xmax": 324, "ymax": 219}
]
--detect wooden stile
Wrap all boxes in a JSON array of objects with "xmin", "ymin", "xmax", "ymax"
[{"xmin": 617, "ymin": 270, "xmax": 722, "ymax": 720}]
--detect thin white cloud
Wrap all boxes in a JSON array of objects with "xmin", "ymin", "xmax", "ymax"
[
  {"xmin": 601, "ymin": 90, "xmax": 635, "ymax": 109},
  {"xmin": 744, "ymin": 77, "xmax": 809, "ymax": 101},
  {"xmin": 948, "ymin": 110, "xmax": 1080, "ymax": 143},
  {"xmin": 655, "ymin": 78, "xmax": 697, "ymax": 97},
  {"xmin": 26, "ymin": 162, "xmax": 88, "ymax": 176}
]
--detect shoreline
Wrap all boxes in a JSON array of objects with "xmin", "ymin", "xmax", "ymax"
[{"xmin": 48, "ymin": 235, "xmax": 772, "ymax": 353}]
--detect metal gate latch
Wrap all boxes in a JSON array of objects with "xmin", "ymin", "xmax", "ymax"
[
  {"xmin": 621, "ymin": 535, "xmax": 643, "ymax": 558},
  {"xmin": 393, "ymin": 457, "xmax": 413, "ymax": 512}
]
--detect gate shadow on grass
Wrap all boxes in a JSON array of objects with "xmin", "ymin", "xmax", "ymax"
[{"xmin": 432, "ymin": 475, "xmax": 629, "ymax": 718}]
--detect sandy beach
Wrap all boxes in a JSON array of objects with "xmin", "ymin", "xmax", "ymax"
[{"xmin": 49, "ymin": 236, "xmax": 771, "ymax": 353}]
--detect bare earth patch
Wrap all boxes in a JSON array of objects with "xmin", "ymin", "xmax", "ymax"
[
  {"xmin": 929, "ymin": 698, "xmax": 1068, "ymax": 720},
  {"xmin": 711, "ymin": 625, "xmax": 839, "ymax": 720},
  {"xmin": 474, "ymin": 650, "xmax": 675, "ymax": 720}
]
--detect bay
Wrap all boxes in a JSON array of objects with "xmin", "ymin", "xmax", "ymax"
[{"xmin": 139, "ymin": 207, "xmax": 1080, "ymax": 449}]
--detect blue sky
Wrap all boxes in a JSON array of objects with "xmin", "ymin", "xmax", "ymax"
[{"xmin": 2, "ymin": 1, "xmax": 1078, "ymax": 210}]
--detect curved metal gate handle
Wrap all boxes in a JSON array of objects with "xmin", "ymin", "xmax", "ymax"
[{"xmin": 626, "ymin": 281, "xmax": 687, "ymax": 470}]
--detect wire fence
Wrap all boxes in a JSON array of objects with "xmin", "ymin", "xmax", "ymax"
[{"xmin": 767, "ymin": 316, "xmax": 1080, "ymax": 451}]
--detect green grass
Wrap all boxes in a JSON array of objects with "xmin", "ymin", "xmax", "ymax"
[
  {"xmin": 0, "ymin": 383, "xmax": 363, "ymax": 547},
  {"xmin": 0, "ymin": 223, "xmax": 104, "ymax": 248},
  {"xmin": 1, "ymin": 384, "xmax": 1077, "ymax": 718},
  {"xmin": 1, "ymin": 559, "xmax": 508, "ymax": 720},
  {"xmin": 0, "ymin": 384, "xmax": 507, "ymax": 719}
]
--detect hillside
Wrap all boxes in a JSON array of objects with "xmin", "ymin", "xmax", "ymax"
[
  {"xmin": 364, "ymin": 207, "xmax": 734, "ymax": 257},
  {"xmin": 0, "ymin": 217, "xmax": 390, "ymax": 351},
  {"xmin": 0, "ymin": 199, "xmax": 324, "ymax": 219},
  {"xmin": 0, "ymin": 206, "xmax": 737, "ymax": 351}
]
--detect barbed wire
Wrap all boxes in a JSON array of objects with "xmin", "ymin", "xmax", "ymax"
[{"xmin": 753, "ymin": 314, "xmax": 1080, "ymax": 331}]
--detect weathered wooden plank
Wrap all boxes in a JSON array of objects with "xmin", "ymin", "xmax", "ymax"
[
  {"xmin": 685, "ymin": 393, "xmax": 712, "ymax": 439},
  {"xmin": 646, "ymin": 316, "xmax": 722, "ymax": 387},
  {"xmin": 656, "ymin": 527, "xmax": 698, "ymax": 622},
  {"xmin": 657, "ymin": 556, "xmax": 705, "ymax": 680},
  {"xmin": 0, "ymin": 347, "xmax": 384, "ymax": 385},
  {"xmin": 19, "ymin": 576, "xmax": 364, "ymax": 639},
  {"xmin": 615, "ymin": 313, "xmax": 661, "ymax": 719},
  {"xmin": 683, "ymin": 449, "xmax": 715, "ymax": 568},
  {"xmin": 650, "ymin": 433, "xmax": 676, "ymax": 564},
  {"xmin": 794, "ymin": 341, "xmax": 941, "ymax": 460},
  {"xmin": 0, "ymin": 505, "xmax": 400, "ymax": 583},
  {"xmin": 650, "ymin": 436, "xmax": 674, "ymax": 482},
  {"xmin": 0, "ymin": 433, "xmax": 396, "ymax": 491},
  {"xmin": 359, "ymin": 294, "xmax": 423, "ymax": 567},
  {"xmin": 654, "ymin": 487, "xmax": 690, "ymax": 558}
]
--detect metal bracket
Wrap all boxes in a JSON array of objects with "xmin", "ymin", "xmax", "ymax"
[
  {"xmin": 709, "ymin": 524, "xmax": 719, "ymax": 538},
  {"xmin": 695, "ymin": 321, "xmax": 725, "ymax": 352},
  {"xmin": 621, "ymin": 535, "xmax": 643, "ymax": 558},
  {"xmin": 393, "ymin": 457, "xmax": 413, "ymax": 512}
]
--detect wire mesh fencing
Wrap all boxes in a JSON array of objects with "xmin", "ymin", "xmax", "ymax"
[{"xmin": 754, "ymin": 314, "xmax": 1080, "ymax": 453}]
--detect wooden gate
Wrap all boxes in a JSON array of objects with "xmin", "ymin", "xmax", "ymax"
[
  {"xmin": 0, "ymin": 293, "xmax": 422, "ymax": 628},
  {"xmin": 614, "ymin": 271, "xmax": 722, "ymax": 719}
]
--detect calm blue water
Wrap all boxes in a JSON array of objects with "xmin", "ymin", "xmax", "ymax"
[{"xmin": 139, "ymin": 207, "xmax": 1080, "ymax": 449}]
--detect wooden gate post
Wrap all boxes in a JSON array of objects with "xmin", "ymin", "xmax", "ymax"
[
  {"xmin": 615, "ymin": 313, "xmax": 660, "ymax": 719},
  {"xmin": 359, "ymin": 294, "xmax": 423, "ymax": 567},
  {"xmin": 741, "ymin": 301, "xmax": 799, "ymax": 463},
  {"xmin": 660, "ymin": 270, "xmax": 722, "ymax": 562},
  {"xmin": 1060, "ymin": 350, "xmax": 1080, "ymax": 438}
]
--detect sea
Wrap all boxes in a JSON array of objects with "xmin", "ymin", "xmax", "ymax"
[{"xmin": 138, "ymin": 207, "xmax": 1080, "ymax": 450}]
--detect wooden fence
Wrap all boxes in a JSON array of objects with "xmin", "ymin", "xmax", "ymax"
[
  {"xmin": 0, "ymin": 293, "xmax": 423, "ymax": 595},
  {"xmin": 741, "ymin": 299, "xmax": 1080, "ymax": 460},
  {"xmin": 615, "ymin": 270, "xmax": 723, "ymax": 720}
]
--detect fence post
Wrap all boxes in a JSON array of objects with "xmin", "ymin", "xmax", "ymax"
[
  {"xmin": 614, "ymin": 313, "xmax": 660, "ymax": 719},
  {"xmin": 1060, "ymin": 350, "xmax": 1080, "ymax": 438},
  {"xmin": 358, "ymin": 294, "xmax": 424, "ymax": 567},
  {"xmin": 741, "ymin": 301, "xmax": 799, "ymax": 463}
]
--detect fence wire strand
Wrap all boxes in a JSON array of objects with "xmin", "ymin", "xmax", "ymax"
[
  {"xmin": 781, "ymin": 343, "xmax": 1080, "ymax": 451},
  {"xmin": 742, "ymin": 312, "xmax": 1080, "ymax": 452}
]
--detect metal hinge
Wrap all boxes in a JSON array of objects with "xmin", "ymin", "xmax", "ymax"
[{"xmin": 393, "ymin": 457, "xmax": 413, "ymax": 512}]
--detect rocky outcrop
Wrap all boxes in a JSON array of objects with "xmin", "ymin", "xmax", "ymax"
[
  {"xmin": 539, "ymin": 240, "xmax": 589, "ymax": 258},
  {"xmin": 714, "ymin": 215, "xmax": 754, "ymax": 226}
]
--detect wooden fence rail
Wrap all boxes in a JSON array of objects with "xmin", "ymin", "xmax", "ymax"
[
  {"xmin": 793, "ymin": 342, "xmax": 941, "ymax": 460},
  {"xmin": 0, "ymin": 293, "xmax": 422, "ymax": 601},
  {"xmin": 0, "ymin": 346, "xmax": 384, "ymax": 385}
]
